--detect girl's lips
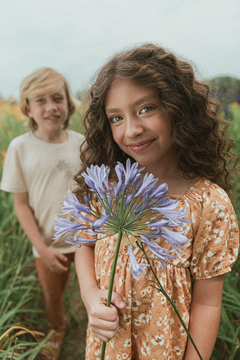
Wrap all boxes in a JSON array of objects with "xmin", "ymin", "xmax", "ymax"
[{"xmin": 128, "ymin": 139, "xmax": 155, "ymax": 153}]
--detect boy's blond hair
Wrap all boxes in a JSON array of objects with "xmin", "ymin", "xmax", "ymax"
[{"xmin": 19, "ymin": 67, "xmax": 76, "ymax": 130}]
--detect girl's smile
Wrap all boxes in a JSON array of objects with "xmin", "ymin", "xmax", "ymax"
[
  {"xmin": 105, "ymin": 80, "xmax": 178, "ymax": 175},
  {"xmin": 128, "ymin": 139, "xmax": 156, "ymax": 153}
]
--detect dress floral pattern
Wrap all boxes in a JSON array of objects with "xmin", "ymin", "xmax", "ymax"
[{"xmin": 85, "ymin": 179, "xmax": 239, "ymax": 360}]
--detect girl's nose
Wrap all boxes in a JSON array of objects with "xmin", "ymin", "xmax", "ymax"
[{"xmin": 125, "ymin": 115, "xmax": 144, "ymax": 138}]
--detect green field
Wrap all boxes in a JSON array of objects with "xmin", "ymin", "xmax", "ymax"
[{"xmin": 0, "ymin": 98, "xmax": 240, "ymax": 359}]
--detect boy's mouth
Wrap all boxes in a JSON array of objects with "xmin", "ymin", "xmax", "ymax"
[{"xmin": 45, "ymin": 116, "xmax": 60, "ymax": 122}]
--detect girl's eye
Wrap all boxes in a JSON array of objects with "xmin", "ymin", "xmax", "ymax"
[
  {"xmin": 109, "ymin": 115, "xmax": 123, "ymax": 124},
  {"xmin": 140, "ymin": 106, "xmax": 155, "ymax": 114},
  {"xmin": 37, "ymin": 98, "xmax": 44, "ymax": 103}
]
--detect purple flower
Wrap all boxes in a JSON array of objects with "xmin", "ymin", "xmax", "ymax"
[
  {"xmin": 128, "ymin": 246, "xmax": 149, "ymax": 280},
  {"xmin": 61, "ymin": 190, "xmax": 92, "ymax": 215},
  {"xmin": 139, "ymin": 235, "xmax": 176, "ymax": 270},
  {"xmin": 54, "ymin": 158, "xmax": 190, "ymax": 276},
  {"xmin": 149, "ymin": 183, "xmax": 168, "ymax": 199},
  {"xmin": 65, "ymin": 236, "xmax": 97, "ymax": 248},
  {"xmin": 125, "ymin": 194, "xmax": 133, "ymax": 206},
  {"xmin": 117, "ymin": 159, "xmax": 143, "ymax": 187},
  {"xmin": 161, "ymin": 227, "xmax": 189, "ymax": 259},
  {"xmin": 53, "ymin": 216, "xmax": 88, "ymax": 239},
  {"xmin": 151, "ymin": 203, "xmax": 190, "ymax": 227},
  {"xmin": 71, "ymin": 211, "xmax": 94, "ymax": 223},
  {"xmin": 91, "ymin": 214, "xmax": 110, "ymax": 231},
  {"xmin": 84, "ymin": 195, "xmax": 91, "ymax": 208},
  {"xmin": 81, "ymin": 164, "xmax": 110, "ymax": 194},
  {"xmin": 149, "ymin": 219, "xmax": 169, "ymax": 228},
  {"xmin": 135, "ymin": 173, "xmax": 158, "ymax": 197}
]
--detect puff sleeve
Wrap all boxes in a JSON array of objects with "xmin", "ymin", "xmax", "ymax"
[
  {"xmin": 0, "ymin": 140, "xmax": 27, "ymax": 192},
  {"xmin": 190, "ymin": 183, "xmax": 239, "ymax": 279}
]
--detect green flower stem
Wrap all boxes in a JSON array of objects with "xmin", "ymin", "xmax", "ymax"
[
  {"xmin": 137, "ymin": 241, "xmax": 203, "ymax": 360},
  {"xmin": 100, "ymin": 230, "xmax": 123, "ymax": 360}
]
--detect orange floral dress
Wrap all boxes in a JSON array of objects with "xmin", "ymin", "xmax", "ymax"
[{"xmin": 85, "ymin": 179, "xmax": 239, "ymax": 360}]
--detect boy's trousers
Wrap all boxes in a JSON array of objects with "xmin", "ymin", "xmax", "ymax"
[{"xmin": 35, "ymin": 252, "xmax": 75, "ymax": 331}]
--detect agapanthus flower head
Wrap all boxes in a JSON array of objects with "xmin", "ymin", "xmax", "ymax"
[{"xmin": 53, "ymin": 159, "xmax": 190, "ymax": 280}]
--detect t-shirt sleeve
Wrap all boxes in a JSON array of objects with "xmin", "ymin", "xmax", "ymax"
[
  {"xmin": 0, "ymin": 141, "xmax": 27, "ymax": 193},
  {"xmin": 190, "ymin": 185, "xmax": 239, "ymax": 279}
]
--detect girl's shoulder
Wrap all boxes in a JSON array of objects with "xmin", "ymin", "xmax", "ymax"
[
  {"xmin": 187, "ymin": 179, "xmax": 239, "ymax": 279},
  {"xmin": 183, "ymin": 178, "xmax": 237, "ymax": 230},
  {"xmin": 185, "ymin": 178, "xmax": 231, "ymax": 208}
]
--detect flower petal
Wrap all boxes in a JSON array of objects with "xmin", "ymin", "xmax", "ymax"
[
  {"xmin": 128, "ymin": 246, "xmax": 149, "ymax": 280},
  {"xmin": 65, "ymin": 236, "xmax": 97, "ymax": 248},
  {"xmin": 53, "ymin": 216, "xmax": 88, "ymax": 239},
  {"xmin": 61, "ymin": 190, "xmax": 92, "ymax": 214},
  {"xmin": 92, "ymin": 214, "xmax": 110, "ymax": 231},
  {"xmin": 139, "ymin": 235, "xmax": 176, "ymax": 270}
]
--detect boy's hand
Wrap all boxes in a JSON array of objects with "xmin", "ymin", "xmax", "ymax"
[
  {"xmin": 86, "ymin": 289, "xmax": 126, "ymax": 342},
  {"xmin": 39, "ymin": 247, "xmax": 68, "ymax": 273}
]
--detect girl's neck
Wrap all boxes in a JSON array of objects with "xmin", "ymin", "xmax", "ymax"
[
  {"xmin": 142, "ymin": 163, "xmax": 201, "ymax": 196},
  {"xmin": 33, "ymin": 128, "xmax": 68, "ymax": 144}
]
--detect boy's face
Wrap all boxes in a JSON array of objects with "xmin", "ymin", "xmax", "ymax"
[{"xmin": 27, "ymin": 87, "xmax": 69, "ymax": 133}]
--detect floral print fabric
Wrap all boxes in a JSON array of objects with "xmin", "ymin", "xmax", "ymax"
[{"xmin": 85, "ymin": 179, "xmax": 239, "ymax": 359}]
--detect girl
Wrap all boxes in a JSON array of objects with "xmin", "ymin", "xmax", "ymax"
[
  {"xmin": 74, "ymin": 44, "xmax": 239, "ymax": 360},
  {"xmin": 0, "ymin": 68, "xmax": 84, "ymax": 360}
]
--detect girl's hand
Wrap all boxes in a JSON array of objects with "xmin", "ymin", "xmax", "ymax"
[
  {"xmin": 39, "ymin": 247, "xmax": 68, "ymax": 273},
  {"xmin": 86, "ymin": 288, "xmax": 126, "ymax": 342}
]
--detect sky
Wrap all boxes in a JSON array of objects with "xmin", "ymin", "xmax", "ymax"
[{"xmin": 1, "ymin": 0, "xmax": 240, "ymax": 99}]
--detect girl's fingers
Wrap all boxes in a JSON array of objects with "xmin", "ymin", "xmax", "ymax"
[
  {"xmin": 90, "ymin": 327, "xmax": 118, "ymax": 343},
  {"xmin": 110, "ymin": 292, "xmax": 126, "ymax": 309},
  {"xmin": 89, "ymin": 313, "xmax": 119, "ymax": 342},
  {"xmin": 86, "ymin": 289, "xmax": 125, "ymax": 341},
  {"xmin": 90, "ymin": 303, "xmax": 118, "ymax": 324}
]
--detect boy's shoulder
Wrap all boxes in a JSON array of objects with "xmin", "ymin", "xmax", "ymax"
[
  {"xmin": 8, "ymin": 131, "xmax": 33, "ymax": 149},
  {"xmin": 67, "ymin": 129, "xmax": 84, "ymax": 139},
  {"xmin": 67, "ymin": 130, "xmax": 85, "ymax": 144}
]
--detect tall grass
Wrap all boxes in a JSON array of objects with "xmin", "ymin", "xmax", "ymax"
[
  {"xmin": 0, "ymin": 100, "xmax": 240, "ymax": 359},
  {"xmin": 210, "ymin": 104, "xmax": 240, "ymax": 360}
]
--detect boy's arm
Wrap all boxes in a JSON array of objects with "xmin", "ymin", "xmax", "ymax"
[
  {"xmin": 14, "ymin": 192, "xmax": 68, "ymax": 273},
  {"xmin": 75, "ymin": 245, "xmax": 125, "ymax": 342},
  {"xmin": 184, "ymin": 275, "xmax": 224, "ymax": 360}
]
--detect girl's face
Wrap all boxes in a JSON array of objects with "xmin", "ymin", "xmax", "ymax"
[
  {"xmin": 105, "ymin": 80, "xmax": 178, "ymax": 174},
  {"xmin": 27, "ymin": 86, "xmax": 69, "ymax": 135}
]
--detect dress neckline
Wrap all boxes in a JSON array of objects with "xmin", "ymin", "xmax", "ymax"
[{"xmin": 168, "ymin": 178, "xmax": 206, "ymax": 199}]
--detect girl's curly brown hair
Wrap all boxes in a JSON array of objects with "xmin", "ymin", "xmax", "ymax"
[{"xmin": 75, "ymin": 43, "xmax": 237, "ymax": 201}]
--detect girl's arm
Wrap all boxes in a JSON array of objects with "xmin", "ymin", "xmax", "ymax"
[
  {"xmin": 75, "ymin": 245, "xmax": 125, "ymax": 342},
  {"xmin": 14, "ymin": 192, "xmax": 68, "ymax": 273},
  {"xmin": 184, "ymin": 275, "xmax": 224, "ymax": 360}
]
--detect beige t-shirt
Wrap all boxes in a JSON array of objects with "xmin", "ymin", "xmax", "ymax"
[{"xmin": 0, "ymin": 130, "xmax": 84, "ymax": 257}]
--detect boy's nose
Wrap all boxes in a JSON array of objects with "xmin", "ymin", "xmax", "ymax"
[
  {"xmin": 125, "ymin": 116, "xmax": 144, "ymax": 138},
  {"xmin": 46, "ymin": 100, "xmax": 58, "ymax": 111}
]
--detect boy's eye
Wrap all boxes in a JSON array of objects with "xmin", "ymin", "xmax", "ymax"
[
  {"xmin": 54, "ymin": 97, "xmax": 64, "ymax": 102},
  {"xmin": 109, "ymin": 115, "xmax": 123, "ymax": 124},
  {"xmin": 140, "ymin": 106, "xmax": 155, "ymax": 114},
  {"xmin": 36, "ymin": 98, "xmax": 44, "ymax": 103}
]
